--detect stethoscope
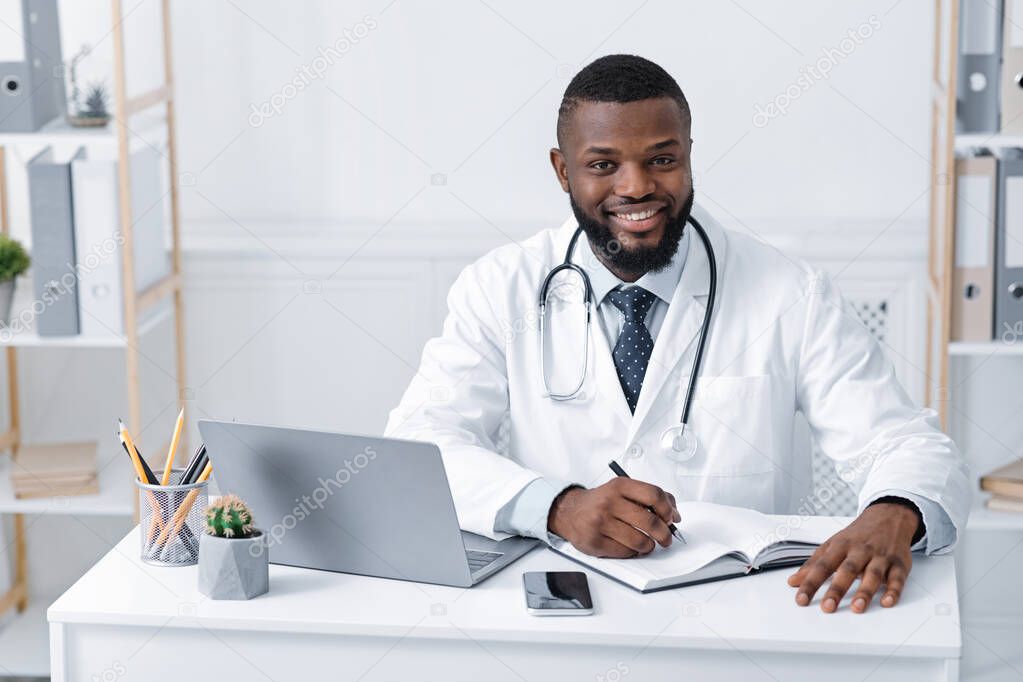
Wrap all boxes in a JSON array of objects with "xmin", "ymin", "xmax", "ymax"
[{"xmin": 537, "ymin": 215, "xmax": 717, "ymax": 463}]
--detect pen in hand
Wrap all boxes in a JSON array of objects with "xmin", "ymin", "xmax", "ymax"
[{"xmin": 608, "ymin": 460, "xmax": 687, "ymax": 545}]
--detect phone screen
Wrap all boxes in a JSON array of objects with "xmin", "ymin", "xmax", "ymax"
[{"xmin": 523, "ymin": 571, "xmax": 593, "ymax": 611}]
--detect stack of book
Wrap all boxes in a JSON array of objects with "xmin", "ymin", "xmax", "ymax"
[
  {"xmin": 981, "ymin": 459, "xmax": 1023, "ymax": 512},
  {"xmin": 10, "ymin": 442, "xmax": 98, "ymax": 499}
]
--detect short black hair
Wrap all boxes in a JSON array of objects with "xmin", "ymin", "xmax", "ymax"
[{"xmin": 556, "ymin": 54, "xmax": 691, "ymax": 146}]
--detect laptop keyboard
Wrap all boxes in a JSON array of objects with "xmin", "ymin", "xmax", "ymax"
[{"xmin": 466, "ymin": 549, "xmax": 503, "ymax": 573}]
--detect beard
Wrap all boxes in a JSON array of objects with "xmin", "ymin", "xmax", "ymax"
[{"xmin": 570, "ymin": 189, "xmax": 694, "ymax": 277}]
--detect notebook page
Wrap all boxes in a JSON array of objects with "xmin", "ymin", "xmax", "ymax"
[
  {"xmin": 749, "ymin": 514, "xmax": 851, "ymax": 566},
  {"xmin": 552, "ymin": 502, "xmax": 770, "ymax": 588},
  {"xmin": 678, "ymin": 502, "xmax": 788, "ymax": 559}
]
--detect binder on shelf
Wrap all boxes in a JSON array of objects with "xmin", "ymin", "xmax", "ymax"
[
  {"xmin": 28, "ymin": 146, "xmax": 84, "ymax": 337},
  {"xmin": 0, "ymin": 0, "xmax": 65, "ymax": 133},
  {"xmin": 958, "ymin": 0, "xmax": 1003, "ymax": 133},
  {"xmin": 71, "ymin": 146, "xmax": 171, "ymax": 337},
  {"xmin": 995, "ymin": 148, "xmax": 1023, "ymax": 340},
  {"xmin": 952, "ymin": 152, "xmax": 998, "ymax": 341},
  {"xmin": 1003, "ymin": 0, "xmax": 1023, "ymax": 132}
]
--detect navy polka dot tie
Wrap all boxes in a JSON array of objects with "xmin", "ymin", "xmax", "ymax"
[{"xmin": 608, "ymin": 286, "xmax": 657, "ymax": 413}]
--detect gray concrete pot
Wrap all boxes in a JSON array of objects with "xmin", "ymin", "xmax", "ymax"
[
  {"xmin": 0, "ymin": 279, "xmax": 15, "ymax": 326},
  {"xmin": 198, "ymin": 530, "xmax": 269, "ymax": 600}
]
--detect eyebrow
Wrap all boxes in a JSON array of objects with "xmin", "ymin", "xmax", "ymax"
[{"xmin": 583, "ymin": 139, "xmax": 681, "ymax": 155}]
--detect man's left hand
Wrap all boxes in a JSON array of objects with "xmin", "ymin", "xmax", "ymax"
[{"xmin": 786, "ymin": 502, "xmax": 921, "ymax": 613}]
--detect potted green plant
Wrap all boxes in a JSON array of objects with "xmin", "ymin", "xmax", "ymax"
[
  {"xmin": 0, "ymin": 235, "xmax": 30, "ymax": 326},
  {"xmin": 198, "ymin": 494, "xmax": 269, "ymax": 600}
]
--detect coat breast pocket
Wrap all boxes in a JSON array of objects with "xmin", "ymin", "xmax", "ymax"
[{"xmin": 673, "ymin": 374, "xmax": 781, "ymax": 511}]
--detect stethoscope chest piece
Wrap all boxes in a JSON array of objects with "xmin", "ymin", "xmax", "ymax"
[{"xmin": 659, "ymin": 423, "xmax": 698, "ymax": 462}]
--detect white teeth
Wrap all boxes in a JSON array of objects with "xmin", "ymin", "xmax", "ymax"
[{"xmin": 615, "ymin": 209, "xmax": 658, "ymax": 221}]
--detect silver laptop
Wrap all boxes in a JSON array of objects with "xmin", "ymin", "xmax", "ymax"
[{"xmin": 197, "ymin": 419, "xmax": 539, "ymax": 587}]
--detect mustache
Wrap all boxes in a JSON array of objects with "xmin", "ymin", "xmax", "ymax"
[
  {"xmin": 569, "ymin": 190, "xmax": 694, "ymax": 276},
  {"xmin": 604, "ymin": 198, "xmax": 669, "ymax": 212}
]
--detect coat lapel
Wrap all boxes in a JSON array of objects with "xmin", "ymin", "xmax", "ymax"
[{"xmin": 627, "ymin": 208, "xmax": 728, "ymax": 443}]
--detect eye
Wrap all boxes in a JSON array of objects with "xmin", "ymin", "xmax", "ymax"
[
  {"xmin": 651, "ymin": 156, "xmax": 676, "ymax": 166},
  {"xmin": 589, "ymin": 160, "xmax": 615, "ymax": 171}
]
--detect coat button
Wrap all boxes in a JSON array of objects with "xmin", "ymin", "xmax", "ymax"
[{"xmin": 626, "ymin": 444, "xmax": 643, "ymax": 460}]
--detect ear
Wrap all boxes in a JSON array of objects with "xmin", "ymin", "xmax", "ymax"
[{"xmin": 549, "ymin": 148, "xmax": 570, "ymax": 193}]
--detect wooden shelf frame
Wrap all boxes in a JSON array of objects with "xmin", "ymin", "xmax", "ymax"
[
  {"xmin": 926, "ymin": 0, "xmax": 960, "ymax": 430},
  {"xmin": 0, "ymin": 0, "xmax": 188, "ymax": 620}
]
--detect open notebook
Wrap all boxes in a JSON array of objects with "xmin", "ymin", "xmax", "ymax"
[{"xmin": 550, "ymin": 502, "xmax": 851, "ymax": 593}]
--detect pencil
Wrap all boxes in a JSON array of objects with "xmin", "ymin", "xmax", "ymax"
[
  {"xmin": 154, "ymin": 462, "xmax": 213, "ymax": 552},
  {"xmin": 182, "ymin": 449, "xmax": 208, "ymax": 485},
  {"xmin": 161, "ymin": 407, "xmax": 185, "ymax": 485},
  {"xmin": 179, "ymin": 443, "xmax": 206, "ymax": 484},
  {"xmin": 119, "ymin": 419, "xmax": 158, "ymax": 485},
  {"xmin": 120, "ymin": 424, "xmax": 167, "ymax": 543}
]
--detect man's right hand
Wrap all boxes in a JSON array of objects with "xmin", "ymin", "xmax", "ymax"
[{"xmin": 546, "ymin": 478, "xmax": 681, "ymax": 558}]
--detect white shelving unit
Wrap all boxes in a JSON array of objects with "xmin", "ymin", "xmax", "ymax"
[
  {"xmin": 0, "ymin": 110, "xmax": 168, "ymax": 152},
  {"xmin": 967, "ymin": 499, "xmax": 1023, "ymax": 531},
  {"xmin": 953, "ymin": 132, "xmax": 1023, "ymax": 151},
  {"xmin": 0, "ymin": 300, "xmax": 170, "ymax": 348},
  {"xmin": 948, "ymin": 341, "xmax": 1023, "ymax": 355},
  {"xmin": 0, "ymin": 454, "xmax": 134, "ymax": 517},
  {"xmin": 0, "ymin": 1, "xmax": 187, "ymax": 678}
]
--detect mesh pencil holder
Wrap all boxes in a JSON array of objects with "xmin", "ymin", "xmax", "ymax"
[{"xmin": 137, "ymin": 469, "xmax": 208, "ymax": 567}]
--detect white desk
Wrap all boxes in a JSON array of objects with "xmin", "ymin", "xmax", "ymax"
[{"xmin": 49, "ymin": 528, "xmax": 961, "ymax": 682}]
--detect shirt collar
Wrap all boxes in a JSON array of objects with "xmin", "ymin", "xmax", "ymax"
[{"xmin": 577, "ymin": 228, "xmax": 690, "ymax": 306}]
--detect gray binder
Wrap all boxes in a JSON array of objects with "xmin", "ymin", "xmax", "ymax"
[
  {"xmin": 0, "ymin": 0, "xmax": 65, "ymax": 132},
  {"xmin": 28, "ymin": 147, "xmax": 83, "ymax": 336},
  {"xmin": 958, "ymin": 0, "xmax": 1003, "ymax": 133},
  {"xmin": 995, "ymin": 148, "xmax": 1023, "ymax": 340}
]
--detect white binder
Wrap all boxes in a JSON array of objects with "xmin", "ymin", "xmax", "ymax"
[
  {"xmin": 71, "ymin": 147, "xmax": 171, "ymax": 338},
  {"xmin": 952, "ymin": 154, "xmax": 997, "ymax": 341},
  {"xmin": 1002, "ymin": 0, "xmax": 1023, "ymax": 132}
]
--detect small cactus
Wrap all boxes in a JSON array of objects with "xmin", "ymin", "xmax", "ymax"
[{"xmin": 204, "ymin": 494, "xmax": 255, "ymax": 539}]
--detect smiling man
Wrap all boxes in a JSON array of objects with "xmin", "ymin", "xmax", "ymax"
[{"xmin": 386, "ymin": 55, "xmax": 969, "ymax": 613}]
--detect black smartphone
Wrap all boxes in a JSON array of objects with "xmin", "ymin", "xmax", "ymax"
[{"xmin": 522, "ymin": 571, "xmax": 594, "ymax": 616}]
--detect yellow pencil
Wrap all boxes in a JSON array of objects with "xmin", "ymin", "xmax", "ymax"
[
  {"xmin": 155, "ymin": 462, "xmax": 213, "ymax": 548},
  {"xmin": 118, "ymin": 421, "xmax": 146, "ymax": 481},
  {"xmin": 120, "ymin": 423, "xmax": 167, "ymax": 545},
  {"xmin": 161, "ymin": 407, "xmax": 185, "ymax": 485}
]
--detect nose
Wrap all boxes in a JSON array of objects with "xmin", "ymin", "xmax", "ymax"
[{"xmin": 614, "ymin": 162, "xmax": 656, "ymax": 200}]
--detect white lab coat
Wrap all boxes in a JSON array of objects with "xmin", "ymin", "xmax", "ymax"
[{"xmin": 385, "ymin": 204, "xmax": 971, "ymax": 544}]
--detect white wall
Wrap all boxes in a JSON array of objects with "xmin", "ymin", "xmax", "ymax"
[
  {"xmin": 4, "ymin": 0, "xmax": 933, "ymax": 232},
  {"xmin": 1, "ymin": 0, "xmax": 941, "ymax": 452},
  {"xmin": 166, "ymin": 0, "xmax": 933, "ymax": 229}
]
